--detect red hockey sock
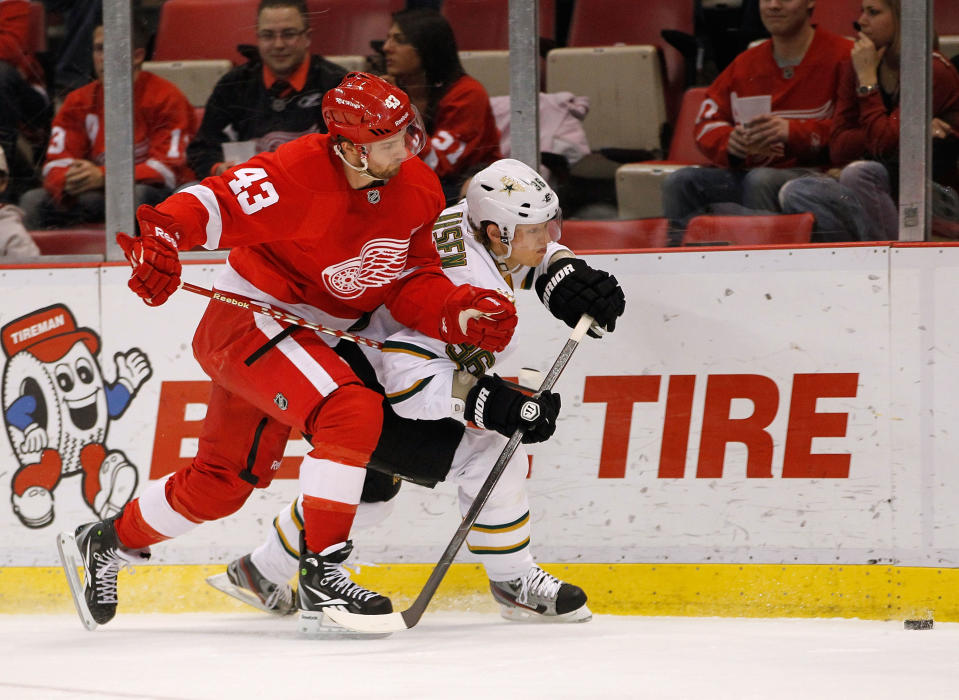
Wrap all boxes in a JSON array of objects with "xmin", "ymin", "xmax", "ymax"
[
  {"xmin": 301, "ymin": 495, "xmax": 357, "ymax": 553},
  {"xmin": 114, "ymin": 499, "xmax": 169, "ymax": 550}
]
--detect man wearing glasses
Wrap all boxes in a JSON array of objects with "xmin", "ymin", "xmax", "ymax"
[{"xmin": 186, "ymin": 0, "xmax": 348, "ymax": 179}]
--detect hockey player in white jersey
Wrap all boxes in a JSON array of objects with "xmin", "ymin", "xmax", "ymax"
[{"xmin": 211, "ymin": 158, "xmax": 626, "ymax": 624}]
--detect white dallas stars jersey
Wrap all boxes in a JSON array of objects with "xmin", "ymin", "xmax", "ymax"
[{"xmin": 360, "ymin": 199, "xmax": 569, "ymax": 422}]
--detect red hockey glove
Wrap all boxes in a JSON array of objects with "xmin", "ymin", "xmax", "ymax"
[
  {"xmin": 116, "ymin": 205, "xmax": 182, "ymax": 307},
  {"xmin": 439, "ymin": 285, "xmax": 517, "ymax": 353}
]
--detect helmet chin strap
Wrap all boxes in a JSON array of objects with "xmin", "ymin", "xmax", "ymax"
[{"xmin": 334, "ymin": 143, "xmax": 381, "ymax": 181}]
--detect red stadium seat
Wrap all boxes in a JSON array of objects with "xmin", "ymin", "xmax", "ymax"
[
  {"xmin": 810, "ymin": 0, "xmax": 861, "ymax": 38},
  {"xmin": 27, "ymin": 1, "xmax": 46, "ymax": 53},
  {"xmin": 683, "ymin": 214, "xmax": 815, "ymax": 247},
  {"xmin": 561, "ymin": 218, "xmax": 669, "ymax": 252},
  {"xmin": 153, "ymin": 0, "xmax": 259, "ymax": 63},
  {"xmin": 666, "ymin": 86, "xmax": 710, "ymax": 164},
  {"xmin": 441, "ymin": 0, "xmax": 555, "ymax": 51},
  {"xmin": 29, "ymin": 227, "xmax": 106, "ymax": 256},
  {"xmin": 936, "ymin": 3, "xmax": 959, "ymax": 35},
  {"xmin": 306, "ymin": 0, "xmax": 403, "ymax": 57},
  {"xmin": 566, "ymin": 0, "xmax": 694, "ymax": 121}
]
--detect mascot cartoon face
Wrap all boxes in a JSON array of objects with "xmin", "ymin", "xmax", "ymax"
[
  {"xmin": 2, "ymin": 304, "xmax": 150, "ymax": 528},
  {"xmin": 2, "ymin": 305, "xmax": 105, "ymax": 474}
]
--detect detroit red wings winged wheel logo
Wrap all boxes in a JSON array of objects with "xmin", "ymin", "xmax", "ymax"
[{"xmin": 322, "ymin": 237, "xmax": 411, "ymax": 299}]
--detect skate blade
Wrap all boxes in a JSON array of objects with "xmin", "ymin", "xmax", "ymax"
[
  {"xmin": 205, "ymin": 573, "xmax": 294, "ymax": 616},
  {"xmin": 56, "ymin": 532, "xmax": 97, "ymax": 631},
  {"xmin": 498, "ymin": 604, "xmax": 593, "ymax": 624},
  {"xmin": 298, "ymin": 609, "xmax": 392, "ymax": 639}
]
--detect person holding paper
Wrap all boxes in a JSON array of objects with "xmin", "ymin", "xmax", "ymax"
[
  {"xmin": 779, "ymin": 0, "xmax": 959, "ymax": 240},
  {"xmin": 186, "ymin": 0, "xmax": 348, "ymax": 179},
  {"xmin": 662, "ymin": 0, "xmax": 852, "ymax": 244}
]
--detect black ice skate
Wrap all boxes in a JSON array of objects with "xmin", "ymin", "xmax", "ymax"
[
  {"xmin": 56, "ymin": 518, "xmax": 150, "ymax": 630},
  {"xmin": 490, "ymin": 565, "xmax": 592, "ymax": 623},
  {"xmin": 297, "ymin": 540, "xmax": 392, "ymax": 636},
  {"xmin": 205, "ymin": 554, "xmax": 295, "ymax": 615}
]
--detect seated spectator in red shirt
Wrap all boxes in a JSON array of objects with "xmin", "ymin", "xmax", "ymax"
[
  {"xmin": 19, "ymin": 19, "xmax": 197, "ymax": 230},
  {"xmin": 661, "ymin": 0, "xmax": 852, "ymax": 245},
  {"xmin": 382, "ymin": 8, "xmax": 501, "ymax": 202},
  {"xmin": 780, "ymin": 0, "xmax": 959, "ymax": 240}
]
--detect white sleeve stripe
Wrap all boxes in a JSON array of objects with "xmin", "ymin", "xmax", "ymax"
[
  {"xmin": 179, "ymin": 184, "xmax": 223, "ymax": 249},
  {"xmin": 253, "ymin": 314, "xmax": 340, "ymax": 397},
  {"xmin": 299, "ymin": 456, "xmax": 365, "ymax": 504},
  {"xmin": 145, "ymin": 158, "xmax": 177, "ymax": 190},
  {"xmin": 42, "ymin": 158, "xmax": 75, "ymax": 177}
]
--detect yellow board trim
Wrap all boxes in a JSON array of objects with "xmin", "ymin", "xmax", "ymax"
[{"xmin": 3, "ymin": 564, "xmax": 958, "ymax": 620}]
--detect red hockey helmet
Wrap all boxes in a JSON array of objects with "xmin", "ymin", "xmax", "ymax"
[{"xmin": 322, "ymin": 72, "xmax": 427, "ymax": 155}]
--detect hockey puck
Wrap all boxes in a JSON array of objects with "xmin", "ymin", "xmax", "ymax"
[{"xmin": 903, "ymin": 619, "xmax": 934, "ymax": 630}]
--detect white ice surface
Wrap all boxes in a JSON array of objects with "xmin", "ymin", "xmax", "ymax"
[{"xmin": 0, "ymin": 613, "xmax": 957, "ymax": 699}]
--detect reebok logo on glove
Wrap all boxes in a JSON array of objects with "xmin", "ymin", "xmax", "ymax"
[{"xmin": 154, "ymin": 227, "xmax": 178, "ymax": 249}]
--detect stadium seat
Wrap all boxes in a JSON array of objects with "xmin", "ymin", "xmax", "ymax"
[
  {"xmin": 441, "ymin": 0, "xmax": 555, "ymax": 51},
  {"xmin": 566, "ymin": 1, "xmax": 694, "ymax": 121},
  {"xmin": 459, "ymin": 50, "xmax": 510, "ymax": 96},
  {"xmin": 546, "ymin": 46, "xmax": 667, "ymax": 154},
  {"xmin": 27, "ymin": 1, "xmax": 45, "ymax": 53},
  {"xmin": 682, "ymin": 214, "xmax": 815, "ymax": 247},
  {"xmin": 810, "ymin": 0, "xmax": 861, "ymax": 37},
  {"xmin": 142, "ymin": 60, "xmax": 233, "ymax": 107},
  {"xmin": 153, "ymin": 0, "xmax": 259, "ymax": 63},
  {"xmin": 326, "ymin": 55, "xmax": 367, "ymax": 73},
  {"xmin": 941, "ymin": 36, "xmax": 959, "ymax": 61},
  {"xmin": 615, "ymin": 86, "xmax": 710, "ymax": 219},
  {"xmin": 561, "ymin": 218, "xmax": 669, "ymax": 252},
  {"xmin": 305, "ymin": 0, "xmax": 402, "ymax": 57},
  {"xmin": 936, "ymin": 3, "xmax": 959, "ymax": 35},
  {"xmin": 29, "ymin": 227, "xmax": 106, "ymax": 256}
]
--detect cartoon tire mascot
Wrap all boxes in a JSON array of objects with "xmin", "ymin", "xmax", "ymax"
[{"xmin": 2, "ymin": 304, "xmax": 152, "ymax": 528}]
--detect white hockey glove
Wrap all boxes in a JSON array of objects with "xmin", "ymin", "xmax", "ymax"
[{"xmin": 535, "ymin": 257, "xmax": 626, "ymax": 337}]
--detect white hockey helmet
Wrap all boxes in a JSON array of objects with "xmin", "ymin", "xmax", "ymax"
[{"xmin": 466, "ymin": 159, "xmax": 561, "ymax": 254}]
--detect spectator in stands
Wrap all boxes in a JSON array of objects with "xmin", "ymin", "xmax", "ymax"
[
  {"xmin": 41, "ymin": 0, "xmax": 101, "ymax": 98},
  {"xmin": 780, "ymin": 0, "xmax": 959, "ymax": 240},
  {"xmin": 19, "ymin": 19, "xmax": 196, "ymax": 230},
  {"xmin": 186, "ymin": 0, "xmax": 348, "ymax": 180},
  {"xmin": 0, "ymin": 0, "xmax": 51, "ymax": 203},
  {"xmin": 382, "ymin": 8, "xmax": 501, "ymax": 202},
  {"xmin": 0, "ymin": 146, "xmax": 39, "ymax": 257},
  {"xmin": 662, "ymin": 0, "xmax": 852, "ymax": 245}
]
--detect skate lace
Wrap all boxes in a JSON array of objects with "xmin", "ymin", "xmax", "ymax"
[
  {"xmin": 263, "ymin": 582, "xmax": 294, "ymax": 610},
  {"xmin": 320, "ymin": 562, "xmax": 377, "ymax": 602},
  {"xmin": 516, "ymin": 567, "xmax": 562, "ymax": 605},
  {"xmin": 92, "ymin": 549, "xmax": 132, "ymax": 604}
]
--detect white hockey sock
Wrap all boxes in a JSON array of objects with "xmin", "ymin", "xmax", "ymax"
[{"xmin": 250, "ymin": 498, "xmax": 301, "ymax": 585}]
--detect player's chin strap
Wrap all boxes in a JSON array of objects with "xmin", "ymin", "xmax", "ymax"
[{"xmin": 333, "ymin": 142, "xmax": 380, "ymax": 181}]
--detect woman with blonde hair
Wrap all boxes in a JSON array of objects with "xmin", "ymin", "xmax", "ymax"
[{"xmin": 780, "ymin": 0, "xmax": 959, "ymax": 240}]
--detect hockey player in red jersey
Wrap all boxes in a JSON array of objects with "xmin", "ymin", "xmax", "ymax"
[{"xmin": 56, "ymin": 72, "xmax": 518, "ymax": 634}]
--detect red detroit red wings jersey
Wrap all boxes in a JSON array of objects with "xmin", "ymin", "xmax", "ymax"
[
  {"xmin": 161, "ymin": 133, "xmax": 448, "ymax": 324},
  {"xmin": 695, "ymin": 28, "xmax": 853, "ymax": 168}
]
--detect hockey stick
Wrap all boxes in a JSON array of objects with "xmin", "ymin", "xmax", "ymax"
[
  {"xmin": 179, "ymin": 281, "xmax": 385, "ymax": 350},
  {"xmin": 324, "ymin": 314, "xmax": 594, "ymax": 633}
]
